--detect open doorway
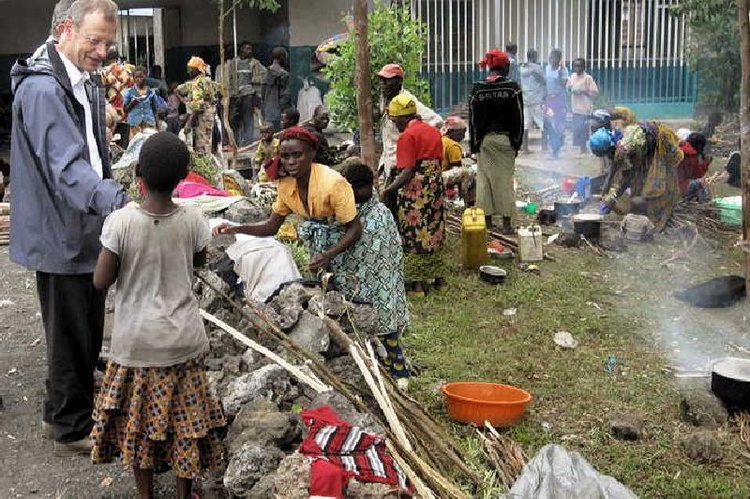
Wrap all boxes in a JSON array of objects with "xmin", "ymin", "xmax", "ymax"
[{"xmin": 117, "ymin": 8, "xmax": 164, "ymax": 73}]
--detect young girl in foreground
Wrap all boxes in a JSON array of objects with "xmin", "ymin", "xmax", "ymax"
[{"xmin": 91, "ymin": 132, "xmax": 225, "ymax": 498}]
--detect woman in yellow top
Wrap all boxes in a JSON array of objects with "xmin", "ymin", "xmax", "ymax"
[{"xmin": 213, "ymin": 127, "xmax": 362, "ymax": 272}]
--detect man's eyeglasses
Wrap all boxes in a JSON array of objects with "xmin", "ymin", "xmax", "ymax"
[{"xmin": 79, "ymin": 32, "xmax": 117, "ymax": 51}]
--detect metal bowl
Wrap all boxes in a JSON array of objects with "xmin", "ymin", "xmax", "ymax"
[{"xmin": 479, "ymin": 265, "xmax": 507, "ymax": 285}]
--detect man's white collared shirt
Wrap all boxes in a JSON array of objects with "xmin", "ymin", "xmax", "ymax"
[{"xmin": 59, "ymin": 52, "xmax": 103, "ymax": 179}]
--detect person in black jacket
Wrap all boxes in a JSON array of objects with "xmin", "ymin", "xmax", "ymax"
[
  {"xmin": 10, "ymin": 0, "xmax": 128, "ymax": 456},
  {"xmin": 469, "ymin": 49, "xmax": 524, "ymax": 233}
]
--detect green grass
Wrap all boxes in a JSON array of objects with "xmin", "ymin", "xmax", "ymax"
[{"xmin": 402, "ymin": 233, "xmax": 750, "ymax": 498}]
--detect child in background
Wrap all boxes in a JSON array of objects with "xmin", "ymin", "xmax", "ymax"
[
  {"xmin": 677, "ymin": 132, "xmax": 712, "ymax": 201},
  {"xmin": 255, "ymin": 122, "xmax": 280, "ymax": 181},
  {"xmin": 567, "ymin": 58, "xmax": 599, "ymax": 154},
  {"xmin": 621, "ymin": 197, "xmax": 655, "ymax": 242},
  {"xmin": 441, "ymin": 116, "xmax": 466, "ymax": 171},
  {"xmin": 91, "ymin": 132, "xmax": 225, "ymax": 499},
  {"xmin": 441, "ymin": 116, "xmax": 467, "ymax": 199},
  {"xmin": 123, "ymin": 67, "xmax": 160, "ymax": 139}
]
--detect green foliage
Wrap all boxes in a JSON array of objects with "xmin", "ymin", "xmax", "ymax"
[
  {"xmin": 216, "ymin": 0, "xmax": 280, "ymax": 15},
  {"xmin": 323, "ymin": 1, "xmax": 431, "ymax": 130},
  {"xmin": 671, "ymin": 0, "xmax": 740, "ymax": 111},
  {"xmin": 281, "ymin": 239, "xmax": 311, "ymax": 274}
]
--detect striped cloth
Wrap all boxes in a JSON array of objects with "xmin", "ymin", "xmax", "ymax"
[{"xmin": 299, "ymin": 405, "xmax": 413, "ymax": 496}]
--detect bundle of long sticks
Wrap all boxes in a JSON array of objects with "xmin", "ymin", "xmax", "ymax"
[
  {"xmin": 672, "ymin": 200, "xmax": 740, "ymax": 240},
  {"xmin": 446, "ymin": 213, "xmax": 518, "ymax": 249},
  {"xmin": 476, "ymin": 422, "xmax": 527, "ymax": 490},
  {"xmin": 737, "ymin": 412, "xmax": 750, "ymax": 451},
  {"xmin": 196, "ymin": 272, "xmax": 479, "ymax": 498}
]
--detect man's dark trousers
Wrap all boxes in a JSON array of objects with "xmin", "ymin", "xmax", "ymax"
[{"xmin": 36, "ymin": 272, "xmax": 105, "ymax": 443}]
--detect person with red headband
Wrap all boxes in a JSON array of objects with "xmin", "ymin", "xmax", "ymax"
[
  {"xmin": 377, "ymin": 63, "xmax": 443, "ymax": 183},
  {"xmin": 469, "ymin": 49, "xmax": 524, "ymax": 234},
  {"xmin": 213, "ymin": 126, "xmax": 362, "ymax": 273}
]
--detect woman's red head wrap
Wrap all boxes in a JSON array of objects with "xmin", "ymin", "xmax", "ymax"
[
  {"xmin": 479, "ymin": 49, "xmax": 510, "ymax": 70},
  {"xmin": 279, "ymin": 126, "xmax": 319, "ymax": 149}
]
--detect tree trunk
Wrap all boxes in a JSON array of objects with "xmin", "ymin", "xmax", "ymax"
[
  {"xmin": 354, "ymin": 0, "xmax": 376, "ymax": 176},
  {"xmin": 218, "ymin": 0, "xmax": 238, "ymax": 168},
  {"xmin": 740, "ymin": 0, "xmax": 750, "ymax": 289}
]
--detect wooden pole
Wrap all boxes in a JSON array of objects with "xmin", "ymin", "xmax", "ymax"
[
  {"xmin": 218, "ymin": 0, "xmax": 238, "ymax": 168},
  {"xmin": 740, "ymin": 0, "xmax": 750, "ymax": 290},
  {"xmin": 354, "ymin": 0, "xmax": 377, "ymax": 172}
]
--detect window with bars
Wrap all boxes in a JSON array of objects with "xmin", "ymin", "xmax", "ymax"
[
  {"xmin": 589, "ymin": 0, "xmax": 685, "ymax": 66},
  {"xmin": 415, "ymin": 0, "xmax": 475, "ymax": 69}
]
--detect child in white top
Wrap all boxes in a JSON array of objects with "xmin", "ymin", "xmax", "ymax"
[
  {"xmin": 91, "ymin": 132, "xmax": 225, "ymax": 499},
  {"xmin": 567, "ymin": 58, "xmax": 599, "ymax": 154}
]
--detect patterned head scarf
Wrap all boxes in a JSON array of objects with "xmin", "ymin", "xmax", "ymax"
[
  {"xmin": 479, "ymin": 49, "xmax": 510, "ymax": 70},
  {"xmin": 279, "ymin": 126, "xmax": 319, "ymax": 150},
  {"xmin": 611, "ymin": 107, "xmax": 637, "ymax": 127},
  {"xmin": 187, "ymin": 56, "xmax": 207, "ymax": 74},
  {"xmin": 618, "ymin": 125, "xmax": 647, "ymax": 156}
]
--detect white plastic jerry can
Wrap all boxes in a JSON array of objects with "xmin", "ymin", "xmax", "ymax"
[{"xmin": 517, "ymin": 225, "xmax": 544, "ymax": 262}]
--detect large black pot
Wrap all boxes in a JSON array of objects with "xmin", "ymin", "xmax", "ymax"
[
  {"xmin": 711, "ymin": 357, "xmax": 750, "ymax": 412},
  {"xmin": 571, "ymin": 214, "xmax": 603, "ymax": 240}
]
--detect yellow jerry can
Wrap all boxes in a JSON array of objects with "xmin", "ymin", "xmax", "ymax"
[{"xmin": 461, "ymin": 207, "xmax": 489, "ymax": 270}]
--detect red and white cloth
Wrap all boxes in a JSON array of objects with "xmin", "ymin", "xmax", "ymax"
[{"xmin": 299, "ymin": 405, "xmax": 413, "ymax": 498}]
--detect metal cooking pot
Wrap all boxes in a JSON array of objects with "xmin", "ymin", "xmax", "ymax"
[
  {"xmin": 711, "ymin": 357, "xmax": 750, "ymax": 412},
  {"xmin": 537, "ymin": 208, "xmax": 556, "ymax": 225},
  {"xmin": 571, "ymin": 214, "xmax": 603, "ymax": 240},
  {"xmin": 554, "ymin": 200, "xmax": 582, "ymax": 221}
]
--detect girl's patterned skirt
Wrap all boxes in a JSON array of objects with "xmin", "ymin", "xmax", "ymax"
[{"xmin": 91, "ymin": 356, "xmax": 226, "ymax": 479}]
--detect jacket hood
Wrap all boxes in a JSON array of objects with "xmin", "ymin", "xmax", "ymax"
[{"xmin": 11, "ymin": 42, "xmax": 63, "ymax": 93}]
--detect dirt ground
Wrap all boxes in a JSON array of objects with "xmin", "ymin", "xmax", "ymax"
[
  {"xmin": 0, "ymin": 244, "xmax": 181, "ymax": 498},
  {"xmin": 1, "ymin": 122, "xmax": 745, "ymax": 497}
]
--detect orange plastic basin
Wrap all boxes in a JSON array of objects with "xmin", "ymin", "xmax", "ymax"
[{"xmin": 441, "ymin": 382, "xmax": 532, "ymax": 427}]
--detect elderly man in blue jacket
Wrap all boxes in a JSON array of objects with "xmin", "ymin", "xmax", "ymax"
[{"xmin": 9, "ymin": 0, "xmax": 128, "ymax": 456}]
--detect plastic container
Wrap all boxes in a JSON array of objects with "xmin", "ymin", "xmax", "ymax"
[
  {"xmin": 714, "ymin": 196, "xmax": 742, "ymax": 226},
  {"xmin": 461, "ymin": 207, "xmax": 489, "ymax": 270},
  {"xmin": 575, "ymin": 176, "xmax": 591, "ymax": 201},
  {"xmin": 442, "ymin": 382, "xmax": 532, "ymax": 427},
  {"xmin": 561, "ymin": 177, "xmax": 577, "ymax": 196},
  {"xmin": 517, "ymin": 225, "xmax": 544, "ymax": 262}
]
